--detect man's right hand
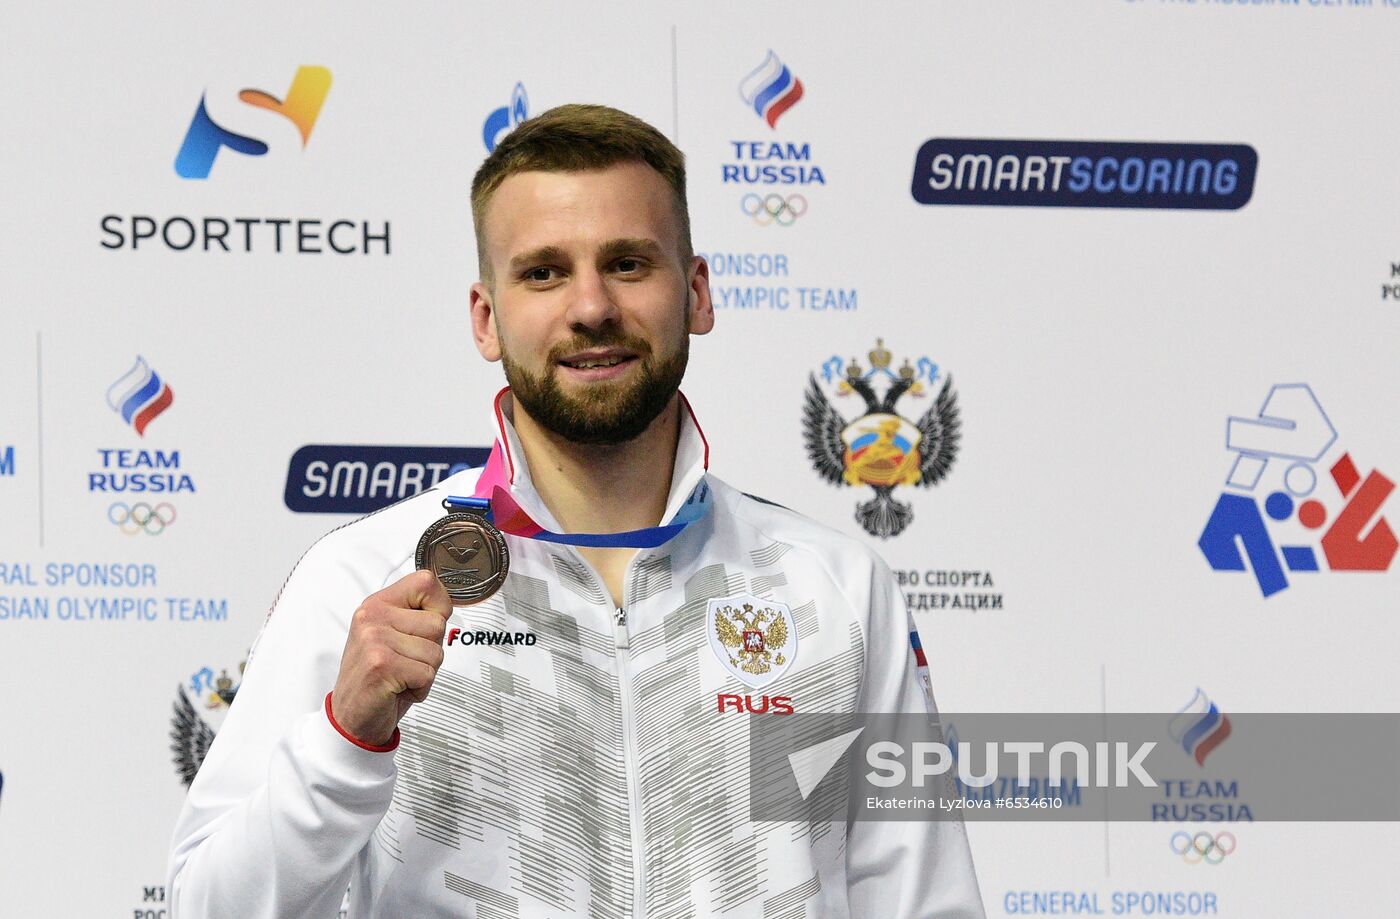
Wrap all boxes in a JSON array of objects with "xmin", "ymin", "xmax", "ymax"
[{"xmin": 329, "ymin": 569, "xmax": 453, "ymax": 747}]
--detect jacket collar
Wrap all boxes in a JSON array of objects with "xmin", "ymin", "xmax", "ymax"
[{"xmin": 487, "ymin": 387, "xmax": 710, "ymax": 535}]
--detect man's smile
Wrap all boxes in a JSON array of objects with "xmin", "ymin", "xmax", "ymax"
[{"xmin": 555, "ymin": 347, "xmax": 641, "ymax": 381}]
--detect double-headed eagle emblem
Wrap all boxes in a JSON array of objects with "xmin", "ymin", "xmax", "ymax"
[
  {"xmin": 171, "ymin": 662, "xmax": 243, "ymax": 786},
  {"xmin": 803, "ymin": 339, "xmax": 961, "ymax": 538},
  {"xmin": 714, "ymin": 602, "xmax": 790, "ymax": 676}
]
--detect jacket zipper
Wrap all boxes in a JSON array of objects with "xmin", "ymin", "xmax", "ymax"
[
  {"xmin": 569, "ymin": 549, "xmax": 646, "ymax": 919},
  {"xmin": 612, "ymin": 601, "xmax": 646, "ymax": 918}
]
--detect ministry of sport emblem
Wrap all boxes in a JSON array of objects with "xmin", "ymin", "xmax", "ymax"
[
  {"xmin": 708, "ymin": 595, "xmax": 797, "ymax": 689},
  {"xmin": 803, "ymin": 339, "xmax": 961, "ymax": 538},
  {"xmin": 170, "ymin": 661, "xmax": 243, "ymax": 786}
]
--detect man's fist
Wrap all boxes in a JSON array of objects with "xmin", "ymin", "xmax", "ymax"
[{"xmin": 329, "ymin": 569, "xmax": 452, "ymax": 748}]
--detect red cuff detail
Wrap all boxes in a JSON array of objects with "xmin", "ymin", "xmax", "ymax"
[{"xmin": 324, "ymin": 692, "xmax": 399, "ymax": 753}]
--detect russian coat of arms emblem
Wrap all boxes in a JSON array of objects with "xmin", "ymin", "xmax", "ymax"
[
  {"xmin": 170, "ymin": 661, "xmax": 244, "ymax": 786},
  {"xmin": 803, "ymin": 339, "xmax": 961, "ymax": 538},
  {"xmin": 707, "ymin": 595, "xmax": 797, "ymax": 689}
]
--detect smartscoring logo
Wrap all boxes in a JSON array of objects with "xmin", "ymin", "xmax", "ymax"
[
  {"xmin": 285, "ymin": 444, "xmax": 491, "ymax": 514},
  {"xmin": 1197, "ymin": 384, "xmax": 1396, "ymax": 597},
  {"xmin": 483, "ymin": 82, "xmax": 529, "ymax": 152},
  {"xmin": 910, "ymin": 139, "xmax": 1256, "ymax": 209},
  {"xmin": 175, "ymin": 65, "xmax": 332, "ymax": 179}
]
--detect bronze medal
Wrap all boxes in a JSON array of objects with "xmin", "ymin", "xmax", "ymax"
[{"xmin": 416, "ymin": 507, "xmax": 510, "ymax": 605}]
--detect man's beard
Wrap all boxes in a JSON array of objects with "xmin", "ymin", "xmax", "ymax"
[{"xmin": 501, "ymin": 329, "xmax": 688, "ymax": 446}]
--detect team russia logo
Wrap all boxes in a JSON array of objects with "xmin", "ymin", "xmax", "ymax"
[
  {"xmin": 1169, "ymin": 688, "xmax": 1231, "ymax": 767},
  {"xmin": 106, "ymin": 356, "xmax": 173, "ymax": 436},
  {"xmin": 93, "ymin": 356, "xmax": 193, "ymax": 514},
  {"xmin": 739, "ymin": 50, "xmax": 804, "ymax": 128},
  {"xmin": 726, "ymin": 50, "xmax": 822, "ymax": 229},
  {"xmin": 1197, "ymin": 383, "xmax": 1396, "ymax": 597},
  {"xmin": 803, "ymin": 339, "xmax": 960, "ymax": 538}
]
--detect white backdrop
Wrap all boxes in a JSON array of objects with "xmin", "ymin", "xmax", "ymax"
[{"xmin": 2, "ymin": 1, "xmax": 1399, "ymax": 916}]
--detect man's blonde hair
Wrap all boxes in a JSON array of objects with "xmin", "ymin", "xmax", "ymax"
[{"xmin": 470, "ymin": 104, "xmax": 692, "ymax": 284}]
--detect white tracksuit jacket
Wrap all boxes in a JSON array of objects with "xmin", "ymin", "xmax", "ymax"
[{"xmin": 167, "ymin": 396, "xmax": 985, "ymax": 918}]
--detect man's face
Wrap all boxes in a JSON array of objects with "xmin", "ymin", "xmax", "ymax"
[{"xmin": 469, "ymin": 161, "xmax": 713, "ymax": 445}]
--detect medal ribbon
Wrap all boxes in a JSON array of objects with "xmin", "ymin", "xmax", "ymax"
[{"xmin": 442, "ymin": 440, "xmax": 712, "ymax": 548}]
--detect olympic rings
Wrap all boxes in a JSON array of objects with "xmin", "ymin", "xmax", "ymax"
[
  {"xmin": 108, "ymin": 501, "xmax": 177, "ymax": 536},
  {"xmin": 740, "ymin": 193, "xmax": 808, "ymax": 226},
  {"xmin": 1169, "ymin": 830, "xmax": 1236, "ymax": 865}
]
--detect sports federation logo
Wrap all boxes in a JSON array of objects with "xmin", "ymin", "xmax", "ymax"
[
  {"xmin": 739, "ymin": 50, "xmax": 804, "ymax": 129},
  {"xmin": 106, "ymin": 356, "xmax": 173, "ymax": 436},
  {"xmin": 803, "ymin": 340, "xmax": 960, "ymax": 538},
  {"xmin": 483, "ymin": 82, "xmax": 529, "ymax": 152},
  {"xmin": 1168, "ymin": 688, "xmax": 1232, "ymax": 767},
  {"xmin": 708, "ymin": 595, "xmax": 797, "ymax": 689},
  {"xmin": 175, "ymin": 65, "xmax": 332, "ymax": 179},
  {"xmin": 1197, "ymin": 384, "xmax": 1396, "ymax": 597},
  {"xmin": 170, "ymin": 662, "xmax": 243, "ymax": 785}
]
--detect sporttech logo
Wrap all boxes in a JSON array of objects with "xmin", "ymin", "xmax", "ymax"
[
  {"xmin": 739, "ymin": 50, "xmax": 804, "ymax": 128},
  {"xmin": 1197, "ymin": 384, "xmax": 1396, "ymax": 597},
  {"xmin": 175, "ymin": 66, "xmax": 332, "ymax": 179}
]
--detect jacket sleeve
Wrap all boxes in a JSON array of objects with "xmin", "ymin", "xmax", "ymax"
[
  {"xmin": 166, "ymin": 536, "xmax": 399, "ymax": 919},
  {"xmin": 845, "ymin": 558, "xmax": 986, "ymax": 919}
]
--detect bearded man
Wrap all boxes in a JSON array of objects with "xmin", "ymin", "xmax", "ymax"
[{"xmin": 167, "ymin": 104, "xmax": 984, "ymax": 918}]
